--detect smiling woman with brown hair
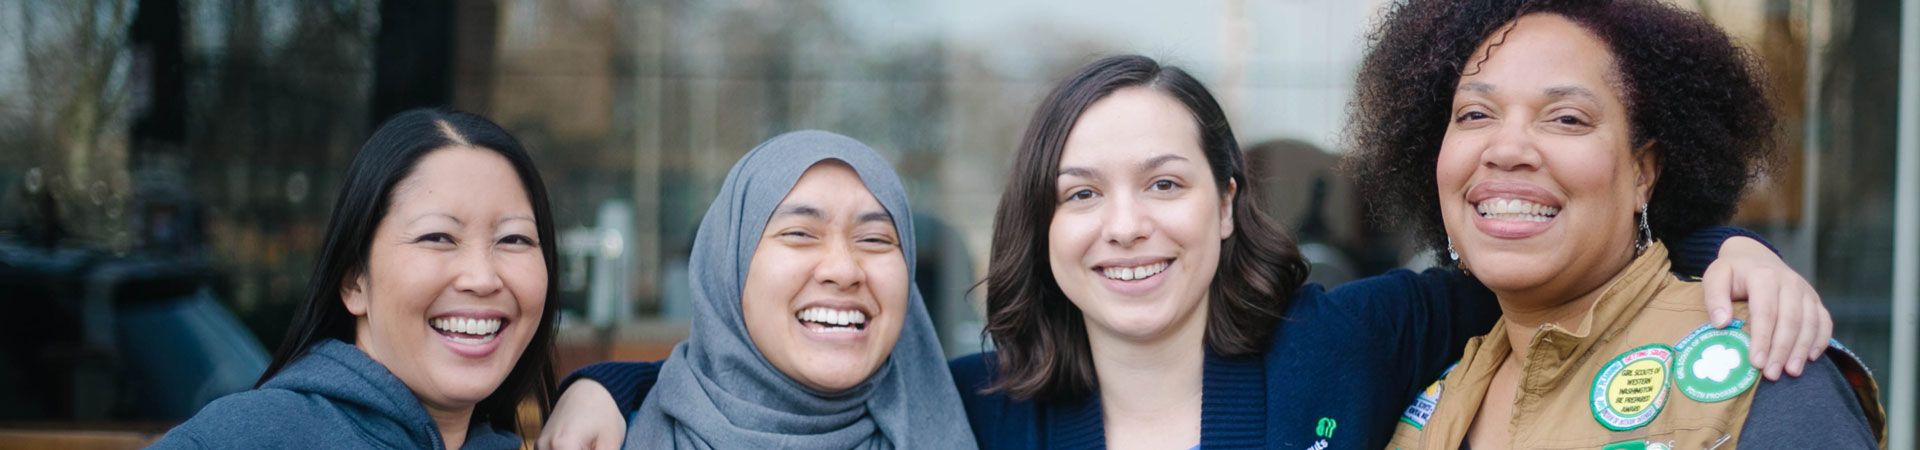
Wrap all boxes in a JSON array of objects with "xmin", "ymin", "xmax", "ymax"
[{"xmin": 1347, "ymin": 1, "xmax": 1885, "ymax": 448}]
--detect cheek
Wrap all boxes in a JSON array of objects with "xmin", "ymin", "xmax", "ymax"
[
  {"xmin": 872, "ymin": 257, "xmax": 910, "ymax": 321},
  {"xmin": 1550, "ymin": 143, "xmax": 1632, "ymax": 199},
  {"xmin": 1434, "ymin": 138, "xmax": 1477, "ymax": 192},
  {"xmin": 741, "ymin": 249, "xmax": 808, "ymax": 336},
  {"xmin": 502, "ymin": 253, "xmax": 547, "ymax": 307},
  {"xmin": 366, "ymin": 251, "xmax": 440, "ymax": 320},
  {"xmin": 1046, "ymin": 212, "xmax": 1090, "ymax": 272}
]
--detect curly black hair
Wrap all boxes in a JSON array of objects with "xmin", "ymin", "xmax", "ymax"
[{"xmin": 1344, "ymin": 0, "xmax": 1780, "ymax": 258}]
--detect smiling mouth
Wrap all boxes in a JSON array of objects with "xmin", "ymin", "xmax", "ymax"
[
  {"xmin": 1097, "ymin": 260, "xmax": 1171, "ymax": 281},
  {"xmin": 430, "ymin": 317, "xmax": 504, "ymax": 345},
  {"xmin": 1475, "ymin": 198, "xmax": 1560, "ymax": 222},
  {"xmin": 796, "ymin": 307, "xmax": 868, "ymax": 332}
]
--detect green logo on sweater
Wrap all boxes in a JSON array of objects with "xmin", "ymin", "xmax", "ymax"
[
  {"xmin": 1316, "ymin": 417, "xmax": 1336, "ymax": 438},
  {"xmin": 1671, "ymin": 320, "xmax": 1758, "ymax": 403}
]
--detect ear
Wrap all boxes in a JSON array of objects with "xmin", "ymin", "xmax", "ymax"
[
  {"xmin": 1632, "ymin": 140, "xmax": 1660, "ymax": 206},
  {"xmin": 341, "ymin": 269, "xmax": 371, "ymax": 316},
  {"xmin": 1219, "ymin": 178, "xmax": 1237, "ymax": 239}
]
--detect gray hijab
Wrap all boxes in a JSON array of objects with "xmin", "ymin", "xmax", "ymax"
[{"xmin": 625, "ymin": 130, "xmax": 977, "ymax": 450}]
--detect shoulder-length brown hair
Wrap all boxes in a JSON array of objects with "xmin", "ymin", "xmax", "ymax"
[{"xmin": 984, "ymin": 55, "xmax": 1309, "ymax": 402}]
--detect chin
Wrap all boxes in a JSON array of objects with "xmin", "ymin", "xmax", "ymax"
[
  {"xmin": 1093, "ymin": 309, "xmax": 1183, "ymax": 342},
  {"xmin": 798, "ymin": 363, "xmax": 877, "ymax": 393},
  {"xmin": 1467, "ymin": 261, "xmax": 1557, "ymax": 294}
]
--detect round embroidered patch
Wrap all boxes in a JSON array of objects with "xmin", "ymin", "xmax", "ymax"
[
  {"xmin": 1590, "ymin": 344, "xmax": 1673, "ymax": 431},
  {"xmin": 1671, "ymin": 321, "xmax": 1759, "ymax": 403}
]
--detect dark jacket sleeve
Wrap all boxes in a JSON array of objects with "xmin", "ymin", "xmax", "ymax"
[
  {"xmin": 1737, "ymin": 357, "xmax": 1877, "ymax": 448},
  {"xmin": 561, "ymin": 360, "xmax": 664, "ymax": 418},
  {"xmin": 1316, "ymin": 269, "xmax": 1499, "ymax": 406},
  {"xmin": 1668, "ymin": 226, "xmax": 1777, "ymax": 277},
  {"xmin": 948, "ymin": 352, "xmax": 1037, "ymax": 450}
]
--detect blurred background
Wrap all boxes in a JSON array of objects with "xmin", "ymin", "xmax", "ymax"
[{"xmin": 0, "ymin": 0, "xmax": 1910, "ymax": 447}]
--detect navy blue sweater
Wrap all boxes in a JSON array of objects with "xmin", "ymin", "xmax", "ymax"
[
  {"xmin": 150, "ymin": 339, "xmax": 523, "ymax": 450},
  {"xmin": 567, "ymin": 227, "xmax": 1761, "ymax": 448},
  {"xmin": 951, "ymin": 266, "xmax": 1494, "ymax": 450}
]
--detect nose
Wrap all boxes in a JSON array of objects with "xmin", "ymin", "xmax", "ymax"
[
  {"xmin": 451, "ymin": 246, "xmax": 505, "ymax": 297},
  {"xmin": 1481, "ymin": 120, "xmax": 1542, "ymax": 172},
  {"xmin": 1100, "ymin": 192, "xmax": 1153, "ymax": 248},
  {"xmin": 814, "ymin": 237, "xmax": 866, "ymax": 290}
]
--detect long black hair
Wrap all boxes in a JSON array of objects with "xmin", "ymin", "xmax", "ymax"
[{"xmin": 256, "ymin": 107, "xmax": 559, "ymax": 431}]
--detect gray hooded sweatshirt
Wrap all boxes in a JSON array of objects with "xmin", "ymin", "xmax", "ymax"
[{"xmin": 148, "ymin": 339, "xmax": 522, "ymax": 449}]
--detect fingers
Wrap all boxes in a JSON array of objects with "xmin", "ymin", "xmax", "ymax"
[
  {"xmin": 1761, "ymin": 276, "xmax": 1799, "ymax": 381},
  {"xmin": 1702, "ymin": 262, "xmax": 1735, "ymax": 327},
  {"xmin": 1813, "ymin": 297, "xmax": 1833, "ymax": 361},
  {"xmin": 1744, "ymin": 270, "xmax": 1777, "ymax": 378},
  {"xmin": 1782, "ymin": 282, "xmax": 1816, "ymax": 377}
]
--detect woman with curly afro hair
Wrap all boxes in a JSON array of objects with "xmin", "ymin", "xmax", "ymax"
[{"xmin": 1346, "ymin": 0, "xmax": 1884, "ymax": 448}]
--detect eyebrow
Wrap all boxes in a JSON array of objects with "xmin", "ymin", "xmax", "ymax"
[
  {"xmin": 1458, "ymin": 81, "xmax": 1600, "ymax": 102},
  {"xmin": 775, "ymin": 204, "xmax": 823, "ymax": 219},
  {"xmin": 857, "ymin": 211, "xmax": 893, "ymax": 224},
  {"xmin": 496, "ymin": 215, "xmax": 535, "ymax": 226},
  {"xmin": 1057, "ymin": 153, "xmax": 1191, "ymax": 180},
  {"xmin": 1544, "ymin": 86, "xmax": 1598, "ymax": 101},
  {"xmin": 1140, "ymin": 154, "xmax": 1188, "ymax": 171},
  {"xmin": 1058, "ymin": 166, "xmax": 1102, "ymax": 182},
  {"xmin": 409, "ymin": 212, "xmax": 463, "ymax": 226},
  {"xmin": 775, "ymin": 204, "xmax": 893, "ymax": 225}
]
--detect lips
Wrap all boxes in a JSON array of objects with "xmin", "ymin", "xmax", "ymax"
[
  {"xmin": 791, "ymin": 300, "xmax": 876, "ymax": 342},
  {"xmin": 430, "ymin": 311, "xmax": 508, "ymax": 358},
  {"xmin": 1465, "ymin": 181, "xmax": 1561, "ymax": 239},
  {"xmin": 1092, "ymin": 257, "xmax": 1174, "ymax": 295},
  {"xmin": 796, "ymin": 306, "xmax": 868, "ymax": 332}
]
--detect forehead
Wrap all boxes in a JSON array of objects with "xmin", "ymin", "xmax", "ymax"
[
  {"xmin": 776, "ymin": 161, "xmax": 886, "ymax": 216},
  {"xmin": 389, "ymin": 146, "xmax": 531, "ymax": 211},
  {"xmin": 1059, "ymin": 87, "xmax": 1205, "ymax": 166},
  {"xmin": 1461, "ymin": 13, "xmax": 1617, "ymax": 90}
]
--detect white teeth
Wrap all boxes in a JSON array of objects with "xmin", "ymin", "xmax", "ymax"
[
  {"xmin": 796, "ymin": 307, "xmax": 868, "ymax": 328},
  {"xmin": 431, "ymin": 317, "xmax": 502, "ymax": 337},
  {"xmin": 1101, "ymin": 261, "xmax": 1169, "ymax": 281},
  {"xmin": 1475, "ymin": 198, "xmax": 1559, "ymax": 222}
]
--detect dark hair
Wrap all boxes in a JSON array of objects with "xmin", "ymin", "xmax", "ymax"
[
  {"xmin": 984, "ymin": 55, "xmax": 1309, "ymax": 401},
  {"xmin": 256, "ymin": 108, "xmax": 559, "ymax": 431},
  {"xmin": 1345, "ymin": 0, "xmax": 1779, "ymax": 256}
]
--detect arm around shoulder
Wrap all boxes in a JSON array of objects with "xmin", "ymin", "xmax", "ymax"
[{"xmin": 563, "ymin": 360, "xmax": 664, "ymax": 418}]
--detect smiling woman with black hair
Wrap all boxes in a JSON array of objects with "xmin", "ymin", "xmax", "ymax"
[{"xmin": 150, "ymin": 108, "xmax": 559, "ymax": 450}]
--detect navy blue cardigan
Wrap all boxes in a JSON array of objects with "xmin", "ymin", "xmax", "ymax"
[
  {"xmin": 951, "ymin": 267, "xmax": 1493, "ymax": 450},
  {"xmin": 565, "ymin": 227, "xmax": 1761, "ymax": 449}
]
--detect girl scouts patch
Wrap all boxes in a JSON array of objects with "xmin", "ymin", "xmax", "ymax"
[
  {"xmin": 1590, "ymin": 344, "xmax": 1673, "ymax": 431},
  {"xmin": 1400, "ymin": 362, "xmax": 1456, "ymax": 429},
  {"xmin": 1671, "ymin": 320, "xmax": 1759, "ymax": 403}
]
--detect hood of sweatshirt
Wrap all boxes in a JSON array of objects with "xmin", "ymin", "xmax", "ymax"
[{"xmin": 262, "ymin": 339, "xmax": 522, "ymax": 449}]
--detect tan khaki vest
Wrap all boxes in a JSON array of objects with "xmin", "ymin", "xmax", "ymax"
[{"xmin": 1385, "ymin": 244, "xmax": 1884, "ymax": 450}]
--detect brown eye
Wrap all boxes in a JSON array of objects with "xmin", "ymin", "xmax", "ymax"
[
  {"xmin": 1554, "ymin": 115, "xmax": 1585, "ymax": 126},
  {"xmin": 1456, "ymin": 111, "xmax": 1489, "ymax": 122}
]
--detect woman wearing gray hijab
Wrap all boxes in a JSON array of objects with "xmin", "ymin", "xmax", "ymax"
[{"xmin": 611, "ymin": 130, "xmax": 974, "ymax": 449}]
